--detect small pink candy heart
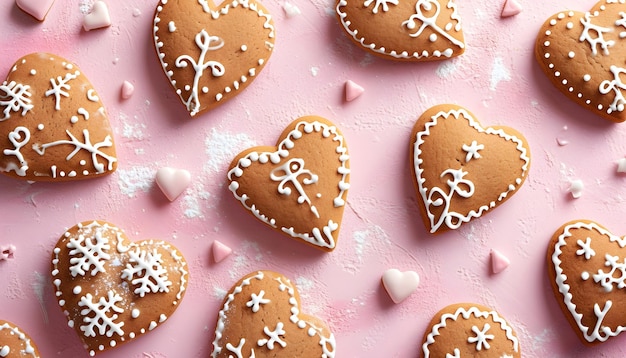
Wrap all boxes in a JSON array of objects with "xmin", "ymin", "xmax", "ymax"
[
  {"xmin": 15, "ymin": 0, "xmax": 55, "ymax": 21},
  {"xmin": 345, "ymin": 80, "xmax": 364, "ymax": 102},
  {"xmin": 501, "ymin": 0, "xmax": 522, "ymax": 18},
  {"xmin": 212, "ymin": 240, "xmax": 232, "ymax": 263},
  {"xmin": 382, "ymin": 269, "xmax": 420, "ymax": 304},
  {"xmin": 83, "ymin": 1, "xmax": 111, "ymax": 31},
  {"xmin": 156, "ymin": 167, "xmax": 191, "ymax": 201},
  {"xmin": 490, "ymin": 249, "xmax": 510, "ymax": 274},
  {"xmin": 121, "ymin": 81, "xmax": 135, "ymax": 100}
]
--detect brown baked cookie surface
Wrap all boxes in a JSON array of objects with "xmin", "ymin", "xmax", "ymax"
[
  {"xmin": 422, "ymin": 303, "xmax": 521, "ymax": 357},
  {"xmin": 153, "ymin": 0, "xmax": 275, "ymax": 116},
  {"xmin": 535, "ymin": 0, "xmax": 626, "ymax": 123},
  {"xmin": 411, "ymin": 104, "xmax": 530, "ymax": 234},
  {"xmin": 227, "ymin": 116, "xmax": 350, "ymax": 252},
  {"xmin": 50, "ymin": 221, "xmax": 188, "ymax": 356},
  {"xmin": 336, "ymin": 0, "xmax": 465, "ymax": 61},
  {"xmin": 548, "ymin": 220, "xmax": 626, "ymax": 345},
  {"xmin": 211, "ymin": 271, "xmax": 335, "ymax": 358},
  {"xmin": 0, "ymin": 320, "xmax": 40, "ymax": 358},
  {"xmin": 0, "ymin": 53, "xmax": 116, "ymax": 181}
]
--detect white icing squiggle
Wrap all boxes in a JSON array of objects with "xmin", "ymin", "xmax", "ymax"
[
  {"xmin": 2, "ymin": 126, "xmax": 31, "ymax": 176},
  {"xmin": 0, "ymin": 322, "xmax": 38, "ymax": 357}
]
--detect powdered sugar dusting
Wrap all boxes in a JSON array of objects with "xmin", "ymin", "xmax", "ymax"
[
  {"xmin": 204, "ymin": 128, "xmax": 256, "ymax": 174},
  {"xmin": 490, "ymin": 57, "xmax": 511, "ymax": 90},
  {"xmin": 117, "ymin": 166, "xmax": 154, "ymax": 197}
]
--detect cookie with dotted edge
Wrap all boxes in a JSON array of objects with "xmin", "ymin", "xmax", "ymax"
[
  {"xmin": 0, "ymin": 53, "xmax": 117, "ymax": 181},
  {"xmin": 0, "ymin": 320, "xmax": 41, "ymax": 358},
  {"xmin": 227, "ymin": 116, "xmax": 350, "ymax": 252},
  {"xmin": 548, "ymin": 219, "xmax": 626, "ymax": 345},
  {"xmin": 335, "ymin": 0, "xmax": 465, "ymax": 61},
  {"xmin": 210, "ymin": 270, "xmax": 336, "ymax": 357},
  {"xmin": 421, "ymin": 303, "xmax": 521, "ymax": 357},
  {"xmin": 410, "ymin": 104, "xmax": 530, "ymax": 234},
  {"xmin": 153, "ymin": 0, "xmax": 275, "ymax": 117},
  {"xmin": 50, "ymin": 221, "xmax": 188, "ymax": 356},
  {"xmin": 535, "ymin": 0, "xmax": 626, "ymax": 123}
]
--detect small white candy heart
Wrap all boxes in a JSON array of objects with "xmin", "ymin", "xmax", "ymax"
[
  {"xmin": 15, "ymin": 0, "xmax": 55, "ymax": 21},
  {"xmin": 0, "ymin": 345, "xmax": 10, "ymax": 357},
  {"xmin": 156, "ymin": 167, "xmax": 191, "ymax": 201},
  {"xmin": 382, "ymin": 269, "xmax": 420, "ymax": 304},
  {"xmin": 83, "ymin": 1, "xmax": 111, "ymax": 31}
]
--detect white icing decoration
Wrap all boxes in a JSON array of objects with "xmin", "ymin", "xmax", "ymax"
[
  {"xmin": 257, "ymin": 322, "xmax": 287, "ymax": 349},
  {"xmin": 121, "ymin": 248, "xmax": 173, "ymax": 297},
  {"xmin": 467, "ymin": 324, "xmax": 495, "ymax": 351},
  {"xmin": 616, "ymin": 12, "xmax": 626, "ymax": 38},
  {"xmin": 78, "ymin": 291, "xmax": 125, "ymax": 338},
  {"xmin": 446, "ymin": 348, "xmax": 460, "ymax": 358},
  {"xmin": 593, "ymin": 254, "xmax": 626, "ymax": 292},
  {"xmin": 414, "ymin": 108, "xmax": 529, "ymax": 233},
  {"xmin": 403, "ymin": 0, "xmax": 464, "ymax": 48},
  {"xmin": 2, "ymin": 126, "xmax": 30, "ymax": 176},
  {"xmin": 0, "ymin": 323, "xmax": 37, "ymax": 357},
  {"xmin": 87, "ymin": 89, "xmax": 99, "ymax": 102},
  {"xmin": 226, "ymin": 338, "xmax": 256, "ymax": 358},
  {"xmin": 580, "ymin": 12, "xmax": 614, "ymax": 56},
  {"xmin": 45, "ymin": 71, "xmax": 80, "ymax": 111},
  {"xmin": 599, "ymin": 65, "xmax": 626, "ymax": 114},
  {"xmin": 576, "ymin": 237, "xmax": 595, "ymax": 260},
  {"xmin": 66, "ymin": 226, "xmax": 111, "ymax": 277},
  {"xmin": 270, "ymin": 158, "xmax": 320, "ymax": 218},
  {"xmin": 246, "ymin": 290, "xmax": 270, "ymax": 312},
  {"xmin": 462, "ymin": 140, "xmax": 484, "ymax": 162},
  {"xmin": 422, "ymin": 306, "xmax": 519, "ymax": 357},
  {"xmin": 168, "ymin": 20, "xmax": 176, "ymax": 32},
  {"xmin": 0, "ymin": 81, "xmax": 34, "ymax": 121},
  {"xmin": 363, "ymin": 0, "xmax": 398, "ymax": 14}
]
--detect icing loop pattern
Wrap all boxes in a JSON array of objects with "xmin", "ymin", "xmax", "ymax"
[
  {"xmin": 402, "ymin": 0, "xmax": 464, "ymax": 48},
  {"xmin": 270, "ymin": 158, "xmax": 320, "ymax": 218},
  {"xmin": 363, "ymin": 0, "xmax": 398, "ymax": 14},
  {"xmin": 426, "ymin": 168, "xmax": 475, "ymax": 233},
  {"xmin": 599, "ymin": 65, "xmax": 626, "ymax": 114},
  {"xmin": 175, "ymin": 30, "xmax": 226, "ymax": 116},
  {"xmin": 579, "ymin": 13, "xmax": 614, "ymax": 55},
  {"xmin": 0, "ymin": 81, "xmax": 33, "ymax": 120},
  {"xmin": 3, "ymin": 126, "xmax": 30, "ymax": 176}
]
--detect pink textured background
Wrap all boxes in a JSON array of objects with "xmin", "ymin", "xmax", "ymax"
[{"xmin": 1, "ymin": 0, "xmax": 626, "ymax": 356}]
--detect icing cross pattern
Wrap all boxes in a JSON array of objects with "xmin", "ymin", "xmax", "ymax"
[
  {"xmin": 270, "ymin": 158, "xmax": 320, "ymax": 218},
  {"xmin": 246, "ymin": 290, "xmax": 270, "ymax": 312},
  {"xmin": 257, "ymin": 322, "xmax": 287, "ymax": 350},
  {"xmin": 363, "ymin": 0, "xmax": 398, "ymax": 14},
  {"xmin": 402, "ymin": 0, "xmax": 464, "ymax": 48},
  {"xmin": 467, "ymin": 323, "xmax": 495, "ymax": 351}
]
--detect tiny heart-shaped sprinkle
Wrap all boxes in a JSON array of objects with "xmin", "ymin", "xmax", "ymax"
[
  {"xmin": 83, "ymin": 1, "xmax": 111, "ymax": 31},
  {"xmin": 210, "ymin": 270, "xmax": 336, "ymax": 357},
  {"xmin": 381, "ymin": 268, "xmax": 420, "ymax": 303},
  {"xmin": 0, "ymin": 320, "xmax": 40, "ymax": 357},
  {"xmin": 120, "ymin": 81, "xmax": 134, "ymax": 100},
  {"xmin": 344, "ymin": 80, "xmax": 364, "ymax": 102},
  {"xmin": 15, "ymin": 0, "xmax": 55, "ymax": 21},
  {"xmin": 212, "ymin": 240, "xmax": 232, "ymax": 263},
  {"xmin": 155, "ymin": 167, "xmax": 191, "ymax": 201},
  {"xmin": 500, "ymin": 0, "xmax": 522, "ymax": 18},
  {"xmin": 490, "ymin": 249, "xmax": 510, "ymax": 274},
  {"xmin": 51, "ymin": 221, "xmax": 189, "ymax": 356}
]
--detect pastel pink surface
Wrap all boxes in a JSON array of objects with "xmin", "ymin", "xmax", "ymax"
[
  {"xmin": 382, "ymin": 269, "xmax": 420, "ymax": 304},
  {"xmin": 15, "ymin": 0, "xmax": 54, "ymax": 21},
  {"xmin": 490, "ymin": 249, "xmax": 510, "ymax": 274},
  {"xmin": 501, "ymin": 0, "xmax": 522, "ymax": 18},
  {"xmin": 155, "ymin": 167, "xmax": 191, "ymax": 201},
  {"xmin": 2, "ymin": 0, "xmax": 626, "ymax": 357},
  {"xmin": 344, "ymin": 80, "xmax": 364, "ymax": 102},
  {"xmin": 83, "ymin": 1, "xmax": 111, "ymax": 31},
  {"xmin": 212, "ymin": 240, "xmax": 232, "ymax": 263},
  {"xmin": 121, "ymin": 81, "xmax": 134, "ymax": 100}
]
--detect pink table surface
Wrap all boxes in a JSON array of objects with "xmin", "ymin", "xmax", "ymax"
[{"xmin": 2, "ymin": 0, "xmax": 626, "ymax": 357}]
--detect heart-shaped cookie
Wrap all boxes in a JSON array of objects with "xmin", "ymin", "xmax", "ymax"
[
  {"xmin": 411, "ymin": 104, "xmax": 530, "ymax": 234},
  {"xmin": 227, "ymin": 116, "xmax": 350, "ymax": 252},
  {"xmin": 422, "ymin": 303, "xmax": 521, "ymax": 357},
  {"xmin": 50, "ymin": 221, "xmax": 188, "ymax": 356},
  {"xmin": 548, "ymin": 220, "xmax": 626, "ymax": 345},
  {"xmin": 0, "ymin": 53, "xmax": 117, "ymax": 181},
  {"xmin": 210, "ymin": 270, "xmax": 336, "ymax": 357},
  {"xmin": 153, "ymin": 0, "xmax": 275, "ymax": 116},
  {"xmin": 335, "ymin": 0, "xmax": 465, "ymax": 61},
  {"xmin": 0, "ymin": 320, "xmax": 41, "ymax": 357},
  {"xmin": 535, "ymin": 0, "xmax": 626, "ymax": 123}
]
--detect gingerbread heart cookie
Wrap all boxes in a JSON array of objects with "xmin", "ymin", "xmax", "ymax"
[
  {"xmin": 50, "ymin": 221, "xmax": 188, "ymax": 356},
  {"xmin": 153, "ymin": 0, "xmax": 275, "ymax": 117},
  {"xmin": 210, "ymin": 271, "xmax": 336, "ymax": 357},
  {"xmin": 336, "ymin": 0, "xmax": 465, "ymax": 61},
  {"xmin": 0, "ymin": 320, "xmax": 41, "ymax": 358},
  {"xmin": 411, "ymin": 104, "xmax": 530, "ymax": 234},
  {"xmin": 548, "ymin": 220, "xmax": 626, "ymax": 345},
  {"xmin": 227, "ymin": 116, "xmax": 350, "ymax": 251},
  {"xmin": 535, "ymin": 0, "xmax": 626, "ymax": 123},
  {"xmin": 0, "ymin": 53, "xmax": 117, "ymax": 181},
  {"xmin": 422, "ymin": 303, "xmax": 521, "ymax": 357}
]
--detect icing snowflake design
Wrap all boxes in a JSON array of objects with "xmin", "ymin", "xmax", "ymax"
[
  {"xmin": 257, "ymin": 322, "xmax": 287, "ymax": 350},
  {"xmin": 402, "ymin": 0, "xmax": 464, "ymax": 48},
  {"xmin": 121, "ymin": 248, "xmax": 172, "ymax": 297},
  {"xmin": 467, "ymin": 323, "xmax": 494, "ymax": 351},
  {"xmin": 0, "ymin": 81, "xmax": 33, "ymax": 121},
  {"xmin": 593, "ymin": 254, "xmax": 626, "ymax": 292},
  {"xmin": 175, "ymin": 30, "xmax": 226, "ymax": 116},
  {"xmin": 425, "ymin": 168, "xmax": 475, "ymax": 232},
  {"xmin": 576, "ymin": 237, "xmax": 596, "ymax": 260},
  {"xmin": 246, "ymin": 290, "xmax": 270, "ymax": 312},
  {"xmin": 78, "ymin": 291, "xmax": 125, "ymax": 338},
  {"xmin": 579, "ymin": 12, "xmax": 614, "ymax": 56},
  {"xmin": 270, "ymin": 158, "xmax": 320, "ymax": 218},
  {"xmin": 67, "ymin": 229, "xmax": 112, "ymax": 277},
  {"xmin": 45, "ymin": 71, "xmax": 80, "ymax": 111},
  {"xmin": 462, "ymin": 140, "xmax": 484, "ymax": 163},
  {"xmin": 599, "ymin": 65, "xmax": 626, "ymax": 114},
  {"xmin": 363, "ymin": 0, "xmax": 398, "ymax": 14}
]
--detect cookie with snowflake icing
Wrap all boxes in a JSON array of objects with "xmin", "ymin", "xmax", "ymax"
[
  {"xmin": 153, "ymin": 0, "xmax": 275, "ymax": 116},
  {"xmin": 535, "ymin": 0, "xmax": 626, "ymax": 122},
  {"xmin": 50, "ymin": 221, "xmax": 188, "ymax": 356},
  {"xmin": 548, "ymin": 219, "xmax": 626, "ymax": 345},
  {"xmin": 410, "ymin": 104, "xmax": 530, "ymax": 234},
  {"xmin": 0, "ymin": 320, "xmax": 41, "ymax": 358},
  {"xmin": 211, "ymin": 270, "xmax": 336, "ymax": 358},
  {"xmin": 335, "ymin": 0, "xmax": 465, "ymax": 61},
  {"xmin": 227, "ymin": 116, "xmax": 350, "ymax": 252},
  {"xmin": 0, "ymin": 53, "xmax": 117, "ymax": 181},
  {"xmin": 422, "ymin": 303, "xmax": 521, "ymax": 357}
]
